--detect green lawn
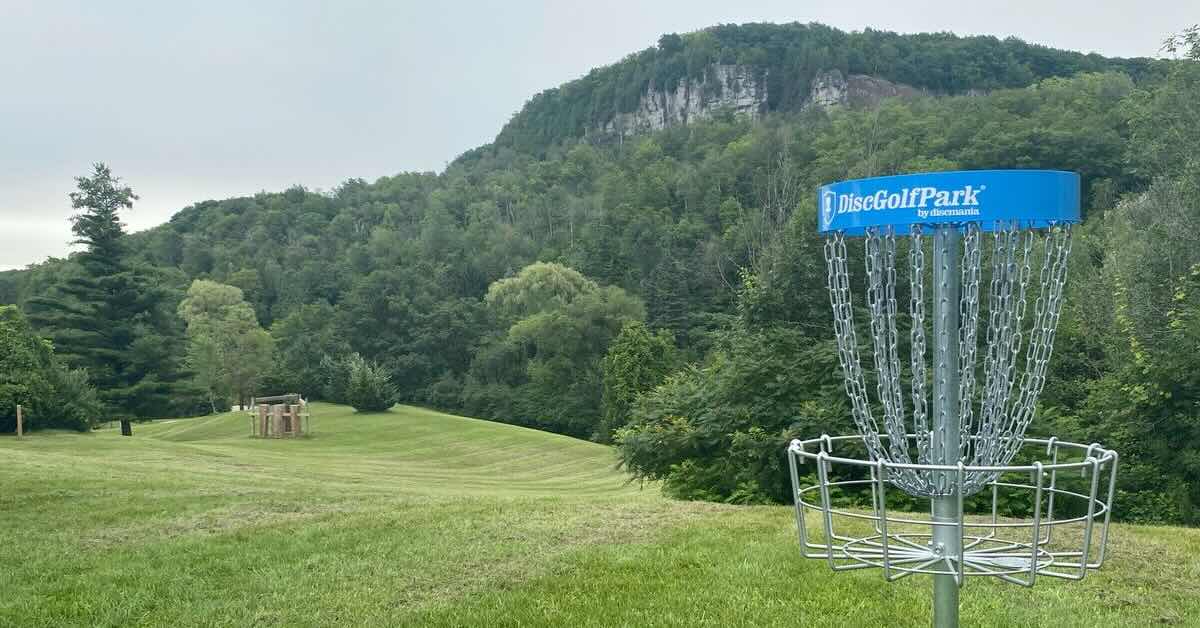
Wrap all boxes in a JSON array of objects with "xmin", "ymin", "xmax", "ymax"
[{"xmin": 1, "ymin": 404, "xmax": 1197, "ymax": 627}]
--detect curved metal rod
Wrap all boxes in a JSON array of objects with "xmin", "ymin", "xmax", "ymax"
[{"xmin": 795, "ymin": 478, "xmax": 1109, "ymax": 528}]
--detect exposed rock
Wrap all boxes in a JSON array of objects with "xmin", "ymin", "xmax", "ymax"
[
  {"xmin": 805, "ymin": 69, "xmax": 923, "ymax": 111},
  {"xmin": 594, "ymin": 66, "xmax": 924, "ymax": 138},
  {"xmin": 600, "ymin": 64, "xmax": 766, "ymax": 137}
]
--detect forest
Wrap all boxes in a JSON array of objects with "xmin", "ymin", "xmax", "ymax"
[{"xmin": 1, "ymin": 23, "xmax": 1197, "ymax": 525}]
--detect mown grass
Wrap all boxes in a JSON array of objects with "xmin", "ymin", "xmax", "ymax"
[{"xmin": 1, "ymin": 404, "xmax": 1197, "ymax": 627}]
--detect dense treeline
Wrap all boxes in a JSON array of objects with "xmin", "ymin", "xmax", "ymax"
[
  {"xmin": 0, "ymin": 26, "xmax": 1196, "ymax": 523},
  {"xmin": 492, "ymin": 22, "xmax": 1154, "ymax": 154}
]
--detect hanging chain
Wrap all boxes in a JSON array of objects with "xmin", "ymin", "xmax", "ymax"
[
  {"xmin": 825, "ymin": 233, "xmax": 885, "ymax": 456},
  {"xmin": 866, "ymin": 227, "xmax": 912, "ymax": 466},
  {"xmin": 958, "ymin": 223, "xmax": 982, "ymax": 461},
  {"xmin": 909, "ymin": 225, "xmax": 930, "ymax": 465},
  {"xmin": 827, "ymin": 229, "xmax": 921, "ymax": 493},
  {"xmin": 995, "ymin": 225, "xmax": 1072, "ymax": 467},
  {"xmin": 821, "ymin": 221, "xmax": 1071, "ymax": 498}
]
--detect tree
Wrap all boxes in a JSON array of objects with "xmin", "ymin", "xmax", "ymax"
[
  {"xmin": 484, "ymin": 261, "xmax": 598, "ymax": 323},
  {"xmin": 615, "ymin": 325, "xmax": 846, "ymax": 504},
  {"xmin": 26, "ymin": 164, "xmax": 185, "ymax": 421},
  {"xmin": 178, "ymin": 280, "xmax": 274, "ymax": 412},
  {"xmin": 334, "ymin": 265, "xmax": 484, "ymax": 403},
  {"xmin": 184, "ymin": 331, "xmax": 224, "ymax": 413},
  {"xmin": 1162, "ymin": 25, "xmax": 1200, "ymax": 61},
  {"xmin": 1126, "ymin": 42, "xmax": 1200, "ymax": 181},
  {"xmin": 0, "ymin": 305, "xmax": 100, "ymax": 432},
  {"xmin": 269, "ymin": 302, "xmax": 348, "ymax": 398},
  {"xmin": 599, "ymin": 321, "xmax": 678, "ymax": 440},
  {"xmin": 465, "ymin": 263, "xmax": 645, "ymax": 437},
  {"xmin": 0, "ymin": 305, "xmax": 56, "ymax": 432},
  {"xmin": 1045, "ymin": 179, "xmax": 1200, "ymax": 523}
]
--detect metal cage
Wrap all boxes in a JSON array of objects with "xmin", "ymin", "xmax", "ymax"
[{"xmin": 787, "ymin": 434, "xmax": 1118, "ymax": 586}]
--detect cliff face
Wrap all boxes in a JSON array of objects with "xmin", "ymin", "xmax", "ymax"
[
  {"xmin": 807, "ymin": 69, "xmax": 923, "ymax": 109},
  {"xmin": 596, "ymin": 65, "xmax": 922, "ymax": 138},
  {"xmin": 600, "ymin": 64, "xmax": 766, "ymax": 137}
]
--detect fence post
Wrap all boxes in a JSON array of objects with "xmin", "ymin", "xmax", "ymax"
[{"xmin": 16, "ymin": 404, "xmax": 22, "ymax": 439}]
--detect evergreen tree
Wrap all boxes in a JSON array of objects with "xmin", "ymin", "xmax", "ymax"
[{"xmin": 27, "ymin": 164, "xmax": 185, "ymax": 420}]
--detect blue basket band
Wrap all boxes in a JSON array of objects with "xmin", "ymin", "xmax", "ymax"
[{"xmin": 818, "ymin": 170, "xmax": 1080, "ymax": 235}]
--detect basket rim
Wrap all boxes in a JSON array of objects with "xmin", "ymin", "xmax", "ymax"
[{"xmin": 788, "ymin": 433, "xmax": 1118, "ymax": 473}]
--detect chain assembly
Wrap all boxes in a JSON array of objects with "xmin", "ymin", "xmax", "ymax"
[{"xmin": 823, "ymin": 221, "xmax": 1073, "ymax": 497}]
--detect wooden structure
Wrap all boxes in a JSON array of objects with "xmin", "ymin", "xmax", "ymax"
[
  {"xmin": 16, "ymin": 405, "xmax": 22, "ymax": 439},
  {"xmin": 250, "ymin": 394, "xmax": 309, "ymax": 438}
]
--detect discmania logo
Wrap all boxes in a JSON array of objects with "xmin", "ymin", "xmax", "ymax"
[
  {"xmin": 827, "ymin": 184, "xmax": 988, "ymax": 222},
  {"xmin": 821, "ymin": 191, "xmax": 836, "ymax": 227}
]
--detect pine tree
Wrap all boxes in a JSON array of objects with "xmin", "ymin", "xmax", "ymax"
[{"xmin": 27, "ymin": 163, "xmax": 186, "ymax": 420}]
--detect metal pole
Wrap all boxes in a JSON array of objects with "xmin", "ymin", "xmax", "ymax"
[{"xmin": 931, "ymin": 226, "xmax": 962, "ymax": 628}]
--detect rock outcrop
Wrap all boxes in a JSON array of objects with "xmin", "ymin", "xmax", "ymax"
[
  {"xmin": 600, "ymin": 64, "xmax": 766, "ymax": 137},
  {"xmin": 595, "ymin": 66, "xmax": 923, "ymax": 138},
  {"xmin": 806, "ymin": 69, "xmax": 923, "ymax": 110}
]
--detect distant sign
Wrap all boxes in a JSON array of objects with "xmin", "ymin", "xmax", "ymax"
[{"xmin": 817, "ymin": 170, "xmax": 1080, "ymax": 234}]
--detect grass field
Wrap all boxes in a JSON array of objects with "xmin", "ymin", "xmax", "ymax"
[{"xmin": 1, "ymin": 404, "xmax": 1197, "ymax": 627}]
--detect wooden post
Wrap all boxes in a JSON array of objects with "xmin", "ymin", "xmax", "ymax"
[
  {"xmin": 16, "ymin": 404, "xmax": 22, "ymax": 439},
  {"xmin": 289, "ymin": 404, "xmax": 301, "ymax": 436},
  {"xmin": 271, "ymin": 404, "xmax": 284, "ymax": 439},
  {"xmin": 258, "ymin": 404, "xmax": 269, "ymax": 438}
]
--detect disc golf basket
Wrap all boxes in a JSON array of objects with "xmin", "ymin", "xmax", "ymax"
[
  {"xmin": 250, "ymin": 394, "xmax": 310, "ymax": 438},
  {"xmin": 789, "ymin": 170, "xmax": 1118, "ymax": 627}
]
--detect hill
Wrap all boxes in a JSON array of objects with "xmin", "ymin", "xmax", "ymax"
[
  {"xmin": 1, "ymin": 403, "xmax": 1197, "ymax": 626},
  {"xmin": 489, "ymin": 22, "xmax": 1152, "ymax": 155}
]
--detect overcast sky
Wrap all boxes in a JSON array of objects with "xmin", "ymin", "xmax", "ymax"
[{"xmin": 0, "ymin": 0, "xmax": 1191, "ymax": 270}]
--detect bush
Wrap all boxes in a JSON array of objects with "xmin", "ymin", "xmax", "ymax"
[{"xmin": 343, "ymin": 354, "xmax": 398, "ymax": 412}]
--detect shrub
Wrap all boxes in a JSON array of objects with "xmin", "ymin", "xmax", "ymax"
[{"xmin": 343, "ymin": 353, "xmax": 398, "ymax": 412}]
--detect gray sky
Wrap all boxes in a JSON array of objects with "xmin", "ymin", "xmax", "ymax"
[{"xmin": 1, "ymin": 0, "xmax": 1191, "ymax": 270}]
